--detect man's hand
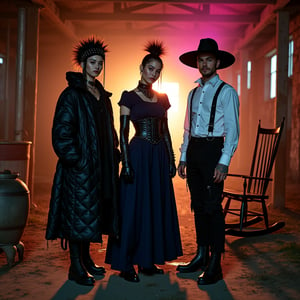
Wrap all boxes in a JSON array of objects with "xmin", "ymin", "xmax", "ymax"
[
  {"xmin": 214, "ymin": 163, "xmax": 228, "ymax": 183},
  {"xmin": 177, "ymin": 161, "xmax": 187, "ymax": 179}
]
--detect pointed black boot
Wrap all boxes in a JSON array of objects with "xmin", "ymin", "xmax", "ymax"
[
  {"xmin": 176, "ymin": 246, "xmax": 209, "ymax": 273},
  {"xmin": 82, "ymin": 242, "xmax": 106, "ymax": 276},
  {"xmin": 120, "ymin": 266, "xmax": 140, "ymax": 283},
  {"xmin": 68, "ymin": 241, "xmax": 95, "ymax": 286},
  {"xmin": 197, "ymin": 252, "xmax": 223, "ymax": 285}
]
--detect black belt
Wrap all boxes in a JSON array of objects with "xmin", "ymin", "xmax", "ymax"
[{"xmin": 190, "ymin": 136, "xmax": 224, "ymax": 142}]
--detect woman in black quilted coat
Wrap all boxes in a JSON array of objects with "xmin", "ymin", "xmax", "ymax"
[{"xmin": 46, "ymin": 37, "xmax": 120, "ymax": 286}]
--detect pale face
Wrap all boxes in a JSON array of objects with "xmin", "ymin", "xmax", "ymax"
[
  {"xmin": 197, "ymin": 53, "xmax": 220, "ymax": 82},
  {"xmin": 82, "ymin": 55, "xmax": 104, "ymax": 81},
  {"xmin": 140, "ymin": 59, "xmax": 162, "ymax": 85}
]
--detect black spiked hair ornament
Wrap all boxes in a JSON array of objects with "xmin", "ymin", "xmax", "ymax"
[
  {"xmin": 144, "ymin": 40, "xmax": 165, "ymax": 57},
  {"xmin": 141, "ymin": 40, "xmax": 165, "ymax": 69},
  {"xmin": 73, "ymin": 37, "xmax": 108, "ymax": 66}
]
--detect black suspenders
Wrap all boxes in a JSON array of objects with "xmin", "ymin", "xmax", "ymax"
[{"xmin": 189, "ymin": 81, "xmax": 226, "ymax": 137}]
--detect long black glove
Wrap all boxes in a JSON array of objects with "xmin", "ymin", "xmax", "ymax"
[
  {"xmin": 162, "ymin": 117, "xmax": 176, "ymax": 178},
  {"xmin": 120, "ymin": 115, "xmax": 134, "ymax": 183}
]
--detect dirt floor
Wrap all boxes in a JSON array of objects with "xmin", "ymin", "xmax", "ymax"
[{"xmin": 0, "ymin": 176, "xmax": 300, "ymax": 300}]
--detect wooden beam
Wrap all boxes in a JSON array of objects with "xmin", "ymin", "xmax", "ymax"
[
  {"xmin": 116, "ymin": 3, "xmax": 155, "ymax": 13},
  {"xmin": 236, "ymin": 4, "xmax": 276, "ymax": 50},
  {"xmin": 274, "ymin": 9, "xmax": 289, "ymax": 209},
  {"xmin": 53, "ymin": 0, "xmax": 275, "ymax": 3},
  {"xmin": 64, "ymin": 12, "xmax": 259, "ymax": 23},
  {"xmin": 31, "ymin": 0, "xmax": 78, "ymax": 40},
  {"xmin": 236, "ymin": 0, "xmax": 291, "ymax": 50},
  {"xmin": 171, "ymin": 3, "xmax": 210, "ymax": 14}
]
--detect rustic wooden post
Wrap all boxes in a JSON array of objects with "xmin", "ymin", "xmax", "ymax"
[{"xmin": 274, "ymin": 9, "xmax": 289, "ymax": 208}]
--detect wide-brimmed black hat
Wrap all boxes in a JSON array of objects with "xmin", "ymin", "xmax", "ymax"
[{"xmin": 179, "ymin": 38, "xmax": 235, "ymax": 69}]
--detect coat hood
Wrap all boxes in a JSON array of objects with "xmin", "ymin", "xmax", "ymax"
[{"xmin": 65, "ymin": 71, "xmax": 112, "ymax": 97}]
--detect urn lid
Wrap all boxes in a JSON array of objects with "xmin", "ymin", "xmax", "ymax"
[{"xmin": 0, "ymin": 170, "xmax": 28, "ymax": 194}]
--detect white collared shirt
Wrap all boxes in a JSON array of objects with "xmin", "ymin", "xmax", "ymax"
[{"xmin": 179, "ymin": 74, "xmax": 240, "ymax": 166}]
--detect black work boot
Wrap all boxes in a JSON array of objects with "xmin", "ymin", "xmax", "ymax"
[
  {"xmin": 68, "ymin": 241, "xmax": 95, "ymax": 286},
  {"xmin": 176, "ymin": 246, "xmax": 209, "ymax": 273},
  {"xmin": 82, "ymin": 242, "xmax": 106, "ymax": 276},
  {"xmin": 197, "ymin": 252, "xmax": 223, "ymax": 285}
]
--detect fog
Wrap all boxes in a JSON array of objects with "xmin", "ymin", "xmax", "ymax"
[{"xmin": 35, "ymin": 30, "xmax": 238, "ymax": 188}]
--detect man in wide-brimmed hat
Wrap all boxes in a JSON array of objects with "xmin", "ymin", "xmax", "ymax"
[{"xmin": 176, "ymin": 38, "xmax": 240, "ymax": 285}]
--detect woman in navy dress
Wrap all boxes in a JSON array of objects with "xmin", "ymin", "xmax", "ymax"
[{"xmin": 105, "ymin": 41, "xmax": 182, "ymax": 282}]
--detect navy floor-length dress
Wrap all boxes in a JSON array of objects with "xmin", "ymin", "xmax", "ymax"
[{"xmin": 105, "ymin": 90, "xmax": 182, "ymax": 271}]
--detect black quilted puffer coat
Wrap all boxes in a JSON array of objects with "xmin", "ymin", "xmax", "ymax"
[{"xmin": 45, "ymin": 72, "xmax": 119, "ymax": 243}]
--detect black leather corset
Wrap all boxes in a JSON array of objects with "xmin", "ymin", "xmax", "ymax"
[{"xmin": 133, "ymin": 117, "xmax": 163, "ymax": 144}]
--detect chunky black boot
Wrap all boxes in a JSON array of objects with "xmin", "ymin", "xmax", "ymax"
[
  {"xmin": 68, "ymin": 241, "xmax": 95, "ymax": 286},
  {"xmin": 176, "ymin": 246, "xmax": 209, "ymax": 273},
  {"xmin": 82, "ymin": 242, "xmax": 106, "ymax": 276},
  {"xmin": 197, "ymin": 252, "xmax": 223, "ymax": 285},
  {"xmin": 138, "ymin": 265, "xmax": 164, "ymax": 275}
]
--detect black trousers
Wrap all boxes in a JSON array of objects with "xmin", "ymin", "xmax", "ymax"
[{"xmin": 186, "ymin": 137, "xmax": 225, "ymax": 253}]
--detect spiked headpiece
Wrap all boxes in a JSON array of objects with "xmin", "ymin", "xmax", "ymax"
[{"xmin": 73, "ymin": 37, "xmax": 108, "ymax": 66}]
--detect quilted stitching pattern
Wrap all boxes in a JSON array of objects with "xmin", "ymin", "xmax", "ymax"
[{"xmin": 46, "ymin": 72, "xmax": 119, "ymax": 242}]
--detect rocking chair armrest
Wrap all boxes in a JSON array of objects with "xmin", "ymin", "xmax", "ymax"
[
  {"xmin": 227, "ymin": 173, "xmax": 273, "ymax": 181},
  {"xmin": 227, "ymin": 173, "xmax": 246, "ymax": 178},
  {"xmin": 226, "ymin": 174, "xmax": 273, "ymax": 196}
]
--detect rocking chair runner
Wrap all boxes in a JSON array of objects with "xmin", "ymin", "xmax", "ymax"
[{"xmin": 222, "ymin": 118, "xmax": 285, "ymax": 237}]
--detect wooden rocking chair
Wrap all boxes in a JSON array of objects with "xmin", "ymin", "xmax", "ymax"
[{"xmin": 222, "ymin": 118, "xmax": 285, "ymax": 237}]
